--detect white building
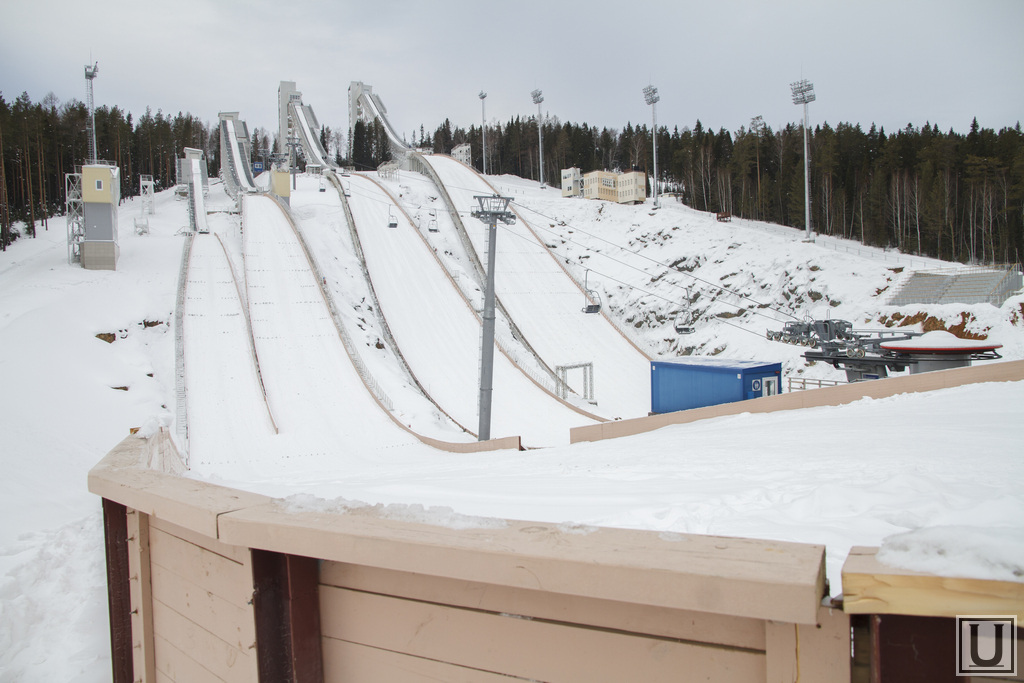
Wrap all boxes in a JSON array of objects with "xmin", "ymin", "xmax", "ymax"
[
  {"xmin": 564, "ymin": 168, "xmax": 647, "ymax": 204},
  {"xmin": 452, "ymin": 143, "xmax": 472, "ymax": 165},
  {"xmin": 561, "ymin": 168, "xmax": 583, "ymax": 197}
]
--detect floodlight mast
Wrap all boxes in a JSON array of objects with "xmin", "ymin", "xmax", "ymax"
[
  {"xmin": 479, "ymin": 91, "xmax": 487, "ymax": 174},
  {"xmin": 531, "ymin": 89, "xmax": 544, "ymax": 186},
  {"xmin": 643, "ymin": 85, "xmax": 660, "ymax": 208},
  {"xmin": 470, "ymin": 194, "xmax": 516, "ymax": 441},
  {"xmin": 790, "ymin": 79, "xmax": 816, "ymax": 241}
]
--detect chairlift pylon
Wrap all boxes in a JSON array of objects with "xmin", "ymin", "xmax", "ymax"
[
  {"xmin": 674, "ymin": 286, "xmax": 695, "ymax": 334},
  {"xmin": 582, "ymin": 269, "xmax": 602, "ymax": 314}
]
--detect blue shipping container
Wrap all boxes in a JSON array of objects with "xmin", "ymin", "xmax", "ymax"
[{"xmin": 650, "ymin": 358, "xmax": 782, "ymax": 414}]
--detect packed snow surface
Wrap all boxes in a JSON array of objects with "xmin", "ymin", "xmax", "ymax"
[{"xmin": 2, "ymin": 170, "xmax": 1022, "ymax": 681}]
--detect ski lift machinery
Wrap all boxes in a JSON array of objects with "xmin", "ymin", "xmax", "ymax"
[
  {"xmin": 674, "ymin": 286, "xmax": 695, "ymax": 334},
  {"xmin": 582, "ymin": 269, "xmax": 602, "ymax": 314}
]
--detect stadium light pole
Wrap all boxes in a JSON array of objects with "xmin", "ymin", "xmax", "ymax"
[
  {"xmin": 790, "ymin": 79, "xmax": 816, "ymax": 241},
  {"xmin": 471, "ymin": 194, "xmax": 516, "ymax": 441},
  {"xmin": 643, "ymin": 84, "xmax": 660, "ymax": 208},
  {"xmin": 479, "ymin": 91, "xmax": 487, "ymax": 175},
  {"xmin": 531, "ymin": 89, "xmax": 544, "ymax": 186}
]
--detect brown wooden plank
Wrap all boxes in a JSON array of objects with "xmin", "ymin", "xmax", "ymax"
[
  {"xmin": 152, "ymin": 597, "xmax": 256, "ymax": 683},
  {"xmin": 286, "ymin": 555, "xmax": 323, "ymax": 683},
  {"xmin": 251, "ymin": 549, "xmax": 291, "ymax": 682},
  {"xmin": 153, "ymin": 633, "xmax": 227, "ymax": 683},
  {"xmin": 103, "ymin": 498, "xmax": 134, "ymax": 683},
  {"xmin": 321, "ymin": 560, "xmax": 766, "ymax": 650},
  {"xmin": 221, "ymin": 503, "xmax": 826, "ymax": 625},
  {"xmin": 149, "ymin": 526, "xmax": 253, "ymax": 607},
  {"xmin": 251, "ymin": 550, "xmax": 324, "ymax": 683},
  {"xmin": 127, "ymin": 509, "xmax": 156, "ymax": 683},
  {"xmin": 869, "ymin": 614, "xmax": 959, "ymax": 683},
  {"xmin": 322, "ymin": 638, "xmax": 538, "ymax": 682},
  {"xmin": 320, "ymin": 585, "xmax": 766, "ymax": 682},
  {"xmin": 843, "ymin": 546, "xmax": 1024, "ymax": 620},
  {"xmin": 151, "ymin": 563, "xmax": 255, "ymax": 652}
]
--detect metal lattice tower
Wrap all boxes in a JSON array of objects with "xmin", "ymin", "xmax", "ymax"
[
  {"xmin": 140, "ymin": 174, "xmax": 155, "ymax": 214},
  {"xmin": 65, "ymin": 173, "xmax": 84, "ymax": 263},
  {"xmin": 84, "ymin": 62, "xmax": 99, "ymax": 164}
]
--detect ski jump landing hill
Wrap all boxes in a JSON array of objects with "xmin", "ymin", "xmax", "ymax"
[{"xmin": 343, "ymin": 80, "xmax": 651, "ymax": 419}]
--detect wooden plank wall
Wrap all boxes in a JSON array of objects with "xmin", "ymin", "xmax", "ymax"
[
  {"xmin": 317, "ymin": 562, "xmax": 850, "ymax": 682},
  {"xmin": 142, "ymin": 516, "xmax": 257, "ymax": 682}
]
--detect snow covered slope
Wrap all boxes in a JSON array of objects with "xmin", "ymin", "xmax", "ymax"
[
  {"xmin": 1, "ymin": 171, "xmax": 1021, "ymax": 682},
  {"xmin": 343, "ymin": 173, "xmax": 595, "ymax": 445},
  {"xmin": 421, "ymin": 155, "xmax": 652, "ymax": 419}
]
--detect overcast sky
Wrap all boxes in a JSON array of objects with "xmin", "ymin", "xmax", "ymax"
[{"xmin": 3, "ymin": 0, "xmax": 1022, "ymax": 147}]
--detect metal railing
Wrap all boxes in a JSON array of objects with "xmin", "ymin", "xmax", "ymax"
[
  {"xmin": 787, "ymin": 376, "xmax": 845, "ymax": 392},
  {"xmin": 173, "ymin": 233, "xmax": 194, "ymax": 461}
]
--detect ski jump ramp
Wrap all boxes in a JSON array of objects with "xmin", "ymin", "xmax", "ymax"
[
  {"xmin": 187, "ymin": 158, "xmax": 209, "ymax": 233},
  {"xmin": 292, "ymin": 102, "xmax": 331, "ymax": 168},
  {"xmin": 348, "ymin": 81, "xmax": 409, "ymax": 156},
  {"xmin": 219, "ymin": 112, "xmax": 258, "ymax": 197},
  {"xmin": 279, "ymin": 82, "xmax": 333, "ymax": 168}
]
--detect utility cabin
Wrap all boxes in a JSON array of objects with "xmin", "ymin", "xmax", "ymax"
[{"xmin": 650, "ymin": 358, "xmax": 782, "ymax": 414}]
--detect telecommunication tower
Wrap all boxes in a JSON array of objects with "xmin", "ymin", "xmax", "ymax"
[{"xmin": 84, "ymin": 62, "xmax": 99, "ymax": 163}]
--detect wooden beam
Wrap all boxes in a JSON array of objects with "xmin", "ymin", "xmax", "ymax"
[
  {"xmin": 251, "ymin": 550, "xmax": 323, "ymax": 683},
  {"xmin": 223, "ymin": 503, "xmax": 827, "ymax": 626},
  {"xmin": 102, "ymin": 498, "xmax": 134, "ymax": 683},
  {"xmin": 843, "ymin": 546, "xmax": 1024, "ymax": 620},
  {"xmin": 869, "ymin": 614, "xmax": 960, "ymax": 683},
  {"xmin": 126, "ymin": 509, "xmax": 155, "ymax": 682}
]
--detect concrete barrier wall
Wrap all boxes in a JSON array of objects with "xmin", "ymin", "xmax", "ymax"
[{"xmin": 571, "ymin": 359, "xmax": 1024, "ymax": 444}]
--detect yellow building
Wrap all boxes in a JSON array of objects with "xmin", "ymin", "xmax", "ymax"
[{"xmin": 80, "ymin": 164, "xmax": 120, "ymax": 270}]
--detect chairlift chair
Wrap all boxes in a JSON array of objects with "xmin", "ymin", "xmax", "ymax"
[
  {"xmin": 674, "ymin": 287, "xmax": 695, "ymax": 334},
  {"xmin": 581, "ymin": 269, "xmax": 602, "ymax": 314},
  {"xmin": 387, "ymin": 208, "xmax": 398, "ymax": 229},
  {"xmin": 319, "ymin": 177, "xmax": 326, "ymax": 192}
]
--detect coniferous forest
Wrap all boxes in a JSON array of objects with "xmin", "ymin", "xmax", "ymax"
[{"xmin": 2, "ymin": 88, "xmax": 1022, "ymax": 266}]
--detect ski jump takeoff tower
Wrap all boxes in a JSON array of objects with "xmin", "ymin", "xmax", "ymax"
[{"xmin": 67, "ymin": 62, "xmax": 120, "ymax": 270}]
